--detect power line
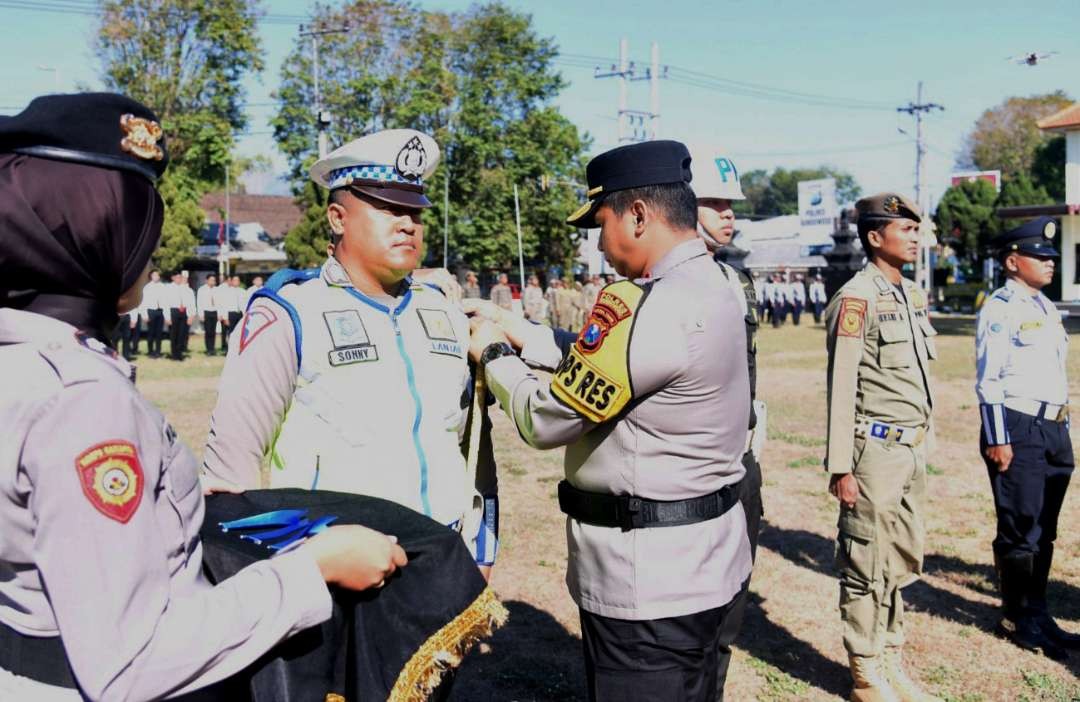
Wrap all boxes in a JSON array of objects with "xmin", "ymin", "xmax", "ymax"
[{"xmin": 729, "ymin": 140, "xmax": 912, "ymax": 157}]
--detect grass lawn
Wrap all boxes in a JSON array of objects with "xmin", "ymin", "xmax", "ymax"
[{"xmin": 137, "ymin": 317, "xmax": 1080, "ymax": 701}]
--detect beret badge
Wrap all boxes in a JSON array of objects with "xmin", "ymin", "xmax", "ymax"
[
  {"xmin": 119, "ymin": 113, "xmax": 164, "ymax": 161},
  {"xmin": 883, "ymin": 196, "xmax": 900, "ymax": 215},
  {"xmin": 395, "ymin": 136, "xmax": 427, "ymax": 181},
  {"xmin": 1043, "ymin": 220, "xmax": 1056, "ymax": 239}
]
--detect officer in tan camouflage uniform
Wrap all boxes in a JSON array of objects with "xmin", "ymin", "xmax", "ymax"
[{"xmin": 824, "ymin": 193, "xmax": 942, "ymax": 702}]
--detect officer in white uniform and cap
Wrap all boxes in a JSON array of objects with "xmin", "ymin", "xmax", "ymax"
[
  {"xmin": 203, "ymin": 129, "xmax": 499, "ymax": 571},
  {"xmin": 976, "ymin": 216, "xmax": 1078, "ymax": 659},
  {"xmin": 691, "ymin": 148, "xmax": 765, "ymax": 698}
]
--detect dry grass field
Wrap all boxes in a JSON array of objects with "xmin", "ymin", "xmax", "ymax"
[{"xmin": 141, "ymin": 318, "xmax": 1080, "ymax": 702}]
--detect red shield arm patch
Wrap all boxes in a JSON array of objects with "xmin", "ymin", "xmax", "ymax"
[
  {"xmin": 75, "ymin": 441, "xmax": 144, "ymax": 524},
  {"xmin": 837, "ymin": 298, "xmax": 867, "ymax": 339},
  {"xmin": 239, "ymin": 305, "xmax": 279, "ymax": 354}
]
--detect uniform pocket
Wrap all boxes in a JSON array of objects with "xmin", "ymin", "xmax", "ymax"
[
  {"xmin": 836, "ymin": 528, "xmax": 877, "ymax": 585},
  {"xmin": 877, "ymin": 322, "xmax": 912, "ymax": 368},
  {"xmin": 918, "ymin": 316, "xmax": 938, "ymax": 359}
]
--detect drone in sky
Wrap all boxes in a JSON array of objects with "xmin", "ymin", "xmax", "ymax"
[{"xmin": 1008, "ymin": 51, "xmax": 1058, "ymax": 66}]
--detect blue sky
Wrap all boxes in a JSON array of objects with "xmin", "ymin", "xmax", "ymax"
[{"xmin": 2, "ymin": 0, "xmax": 1078, "ymax": 207}]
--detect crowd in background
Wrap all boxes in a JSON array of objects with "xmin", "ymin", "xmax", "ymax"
[
  {"xmin": 470, "ymin": 267, "xmax": 832, "ymax": 332},
  {"xmin": 119, "ymin": 266, "xmax": 832, "ymax": 364},
  {"xmin": 112, "ymin": 271, "xmax": 264, "ymax": 361}
]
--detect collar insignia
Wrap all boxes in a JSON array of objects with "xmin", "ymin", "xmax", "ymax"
[
  {"xmin": 119, "ymin": 114, "xmax": 164, "ymax": 161},
  {"xmin": 395, "ymin": 136, "xmax": 427, "ymax": 181}
]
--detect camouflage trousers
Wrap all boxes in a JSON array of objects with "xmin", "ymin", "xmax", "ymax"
[{"xmin": 836, "ymin": 435, "xmax": 927, "ymax": 657}]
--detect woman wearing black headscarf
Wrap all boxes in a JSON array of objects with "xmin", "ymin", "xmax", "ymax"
[{"xmin": 0, "ymin": 93, "xmax": 406, "ymax": 701}]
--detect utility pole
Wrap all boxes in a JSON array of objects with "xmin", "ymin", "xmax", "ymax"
[
  {"xmin": 594, "ymin": 39, "xmax": 667, "ymax": 144},
  {"xmin": 299, "ymin": 22, "xmax": 350, "ymax": 158},
  {"xmin": 897, "ymin": 81, "xmax": 943, "ymax": 292},
  {"xmin": 220, "ymin": 162, "xmax": 230, "ymax": 280}
]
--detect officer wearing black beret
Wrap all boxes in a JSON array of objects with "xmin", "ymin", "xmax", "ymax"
[
  {"xmin": 976, "ymin": 216, "xmax": 1078, "ymax": 659},
  {"xmin": 0, "ymin": 93, "xmax": 406, "ymax": 699},
  {"xmin": 470, "ymin": 140, "xmax": 753, "ymax": 701}
]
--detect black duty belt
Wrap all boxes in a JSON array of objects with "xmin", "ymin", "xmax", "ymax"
[
  {"xmin": 558, "ymin": 480, "xmax": 740, "ymax": 531},
  {"xmin": 0, "ymin": 620, "xmax": 77, "ymax": 689}
]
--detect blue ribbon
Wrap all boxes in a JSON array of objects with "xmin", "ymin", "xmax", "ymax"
[{"xmin": 219, "ymin": 509, "xmax": 339, "ymax": 551}]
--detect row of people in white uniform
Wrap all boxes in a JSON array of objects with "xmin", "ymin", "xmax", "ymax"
[
  {"xmin": 115, "ymin": 272, "xmax": 263, "ymax": 359},
  {"xmin": 751, "ymin": 273, "xmax": 828, "ymax": 325}
]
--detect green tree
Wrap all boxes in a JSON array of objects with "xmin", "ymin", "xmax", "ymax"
[
  {"xmin": 1031, "ymin": 135, "xmax": 1066, "ymax": 202},
  {"xmin": 732, "ymin": 166, "xmax": 861, "ymax": 217},
  {"xmin": 284, "ymin": 182, "xmax": 333, "ymax": 269},
  {"xmin": 96, "ymin": 0, "xmax": 264, "ymax": 270},
  {"xmin": 958, "ymin": 92, "xmax": 1072, "ymax": 179},
  {"xmin": 273, "ymin": 0, "xmax": 589, "ymax": 272},
  {"xmin": 933, "ymin": 179, "xmax": 998, "ymax": 260}
]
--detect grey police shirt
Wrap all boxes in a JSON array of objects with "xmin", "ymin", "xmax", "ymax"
[
  {"xmin": 0, "ymin": 309, "xmax": 331, "ymax": 700},
  {"xmin": 485, "ymin": 238, "xmax": 753, "ymax": 620}
]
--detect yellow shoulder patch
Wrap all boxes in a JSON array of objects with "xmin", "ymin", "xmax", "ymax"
[{"xmin": 551, "ymin": 280, "xmax": 644, "ymax": 422}]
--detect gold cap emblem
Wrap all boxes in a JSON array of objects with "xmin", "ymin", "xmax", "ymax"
[
  {"xmin": 119, "ymin": 113, "xmax": 164, "ymax": 161},
  {"xmin": 1043, "ymin": 220, "xmax": 1057, "ymax": 239},
  {"xmin": 883, "ymin": 196, "xmax": 900, "ymax": 215}
]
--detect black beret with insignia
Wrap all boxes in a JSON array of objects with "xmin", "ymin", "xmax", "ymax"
[
  {"xmin": 0, "ymin": 93, "xmax": 168, "ymax": 183},
  {"xmin": 567, "ymin": 140, "xmax": 693, "ymax": 228},
  {"xmin": 991, "ymin": 216, "xmax": 1060, "ymax": 257},
  {"xmin": 855, "ymin": 192, "xmax": 921, "ymax": 224}
]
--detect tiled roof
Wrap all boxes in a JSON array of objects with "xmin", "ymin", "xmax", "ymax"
[
  {"xmin": 1037, "ymin": 103, "xmax": 1080, "ymax": 131},
  {"xmin": 199, "ymin": 192, "xmax": 304, "ymax": 240}
]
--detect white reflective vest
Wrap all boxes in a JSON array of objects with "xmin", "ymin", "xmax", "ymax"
[{"xmin": 268, "ymin": 274, "xmax": 477, "ymax": 532}]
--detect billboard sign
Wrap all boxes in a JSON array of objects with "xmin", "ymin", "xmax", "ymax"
[
  {"xmin": 798, "ymin": 178, "xmax": 838, "ymax": 235},
  {"xmin": 950, "ymin": 170, "xmax": 1001, "ymax": 193}
]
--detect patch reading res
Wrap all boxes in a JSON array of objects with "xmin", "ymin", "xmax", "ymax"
[
  {"xmin": 239, "ymin": 306, "xmax": 278, "ymax": 354},
  {"xmin": 417, "ymin": 308, "xmax": 463, "ymax": 357},
  {"xmin": 837, "ymin": 298, "xmax": 867, "ymax": 338},
  {"xmin": 552, "ymin": 348, "xmax": 625, "ymax": 423},
  {"xmin": 75, "ymin": 441, "xmax": 143, "ymax": 523},
  {"xmin": 578, "ymin": 289, "xmax": 633, "ymax": 354}
]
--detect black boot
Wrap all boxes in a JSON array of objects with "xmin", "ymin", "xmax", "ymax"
[
  {"xmin": 1030, "ymin": 545, "xmax": 1080, "ymax": 650},
  {"xmin": 996, "ymin": 551, "xmax": 1069, "ymax": 661}
]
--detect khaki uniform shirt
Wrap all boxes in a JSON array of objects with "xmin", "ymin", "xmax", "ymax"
[
  {"xmin": 824, "ymin": 263, "xmax": 937, "ymax": 474},
  {"xmin": 485, "ymin": 239, "xmax": 752, "ymax": 620},
  {"xmin": 490, "ymin": 283, "xmax": 513, "ymax": 311},
  {"xmin": 0, "ymin": 310, "xmax": 330, "ymax": 700}
]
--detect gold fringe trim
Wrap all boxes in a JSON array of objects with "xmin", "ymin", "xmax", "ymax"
[{"xmin": 388, "ymin": 586, "xmax": 509, "ymax": 701}]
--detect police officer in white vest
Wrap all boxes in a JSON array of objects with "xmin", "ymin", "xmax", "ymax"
[{"xmin": 203, "ymin": 129, "xmax": 498, "ymax": 572}]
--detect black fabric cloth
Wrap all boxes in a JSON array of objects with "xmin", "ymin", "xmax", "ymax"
[
  {"xmin": 715, "ymin": 451, "xmax": 763, "ymax": 699},
  {"xmin": 579, "ymin": 601, "xmax": 734, "ymax": 702},
  {"xmin": 0, "ymin": 154, "xmax": 163, "ymax": 343},
  {"xmin": 147, "ymin": 308, "xmax": 165, "ymax": 356},
  {"xmin": 203, "ymin": 310, "xmax": 218, "ymax": 355},
  {"xmin": 200, "ymin": 490, "xmax": 495, "ymax": 702}
]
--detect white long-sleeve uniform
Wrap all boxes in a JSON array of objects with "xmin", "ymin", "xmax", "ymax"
[{"xmin": 975, "ymin": 278, "xmax": 1069, "ymax": 445}]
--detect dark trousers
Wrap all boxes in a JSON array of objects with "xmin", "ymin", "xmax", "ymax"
[
  {"xmin": 982, "ymin": 408, "xmax": 1073, "ymax": 614},
  {"xmin": 147, "ymin": 309, "xmax": 165, "ymax": 356},
  {"xmin": 580, "ymin": 601, "xmax": 735, "ymax": 702},
  {"xmin": 119, "ymin": 317, "xmax": 139, "ymax": 359},
  {"xmin": 169, "ymin": 308, "xmax": 187, "ymax": 360},
  {"xmin": 203, "ymin": 311, "xmax": 218, "ymax": 355},
  {"xmin": 812, "ymin": 301, "xmax": 824, "ymax": 324},
  {"xmin": 222, "ymin": 310, "xmax": 242, "ymax": 351},
  {"xmin": 791, "ymin": 302, "xmax": 803, "ymax": 326},
  {"xmin": 716, "ymin": 451, "xmax": 763, "ymax": 699}
]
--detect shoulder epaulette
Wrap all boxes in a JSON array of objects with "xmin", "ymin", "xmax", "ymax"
[{"xmin": 991, "ymin": 286, "xmax": 1013, "ymax": 302}]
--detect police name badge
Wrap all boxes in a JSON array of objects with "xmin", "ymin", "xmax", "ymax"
[
  {"xmin": 324, "ymin": 310, "xmax": 379, "ymax": 366},
  {"xmin": 417, "ymin": 308, "xmax": 463, "ymax": 357}
]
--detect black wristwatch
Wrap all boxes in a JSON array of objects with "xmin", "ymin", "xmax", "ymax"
[{"xmin": 480, "ymin": 341, "xmax": 515, "ymax": 365}]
